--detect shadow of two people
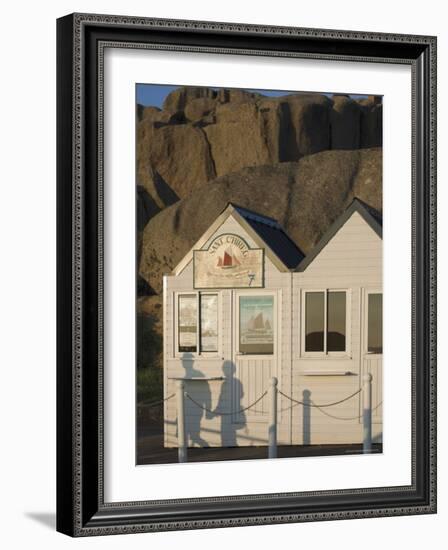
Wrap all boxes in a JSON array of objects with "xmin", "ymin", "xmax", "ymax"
[{"xmin": 181, "ymin": 353, "xmax": 245, "ymax": 447}]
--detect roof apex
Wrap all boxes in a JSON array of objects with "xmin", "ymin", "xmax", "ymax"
[
  {"xmin": 226, "ymin": 203, "xmax": 282, "ymax": 227},
  {"xmin": 295, "ymin": 198, "xmax": 382, "ymax": 272},
  {"xmin": 171, "ymin": 202, "xmax": 304, "ymax": 276}
]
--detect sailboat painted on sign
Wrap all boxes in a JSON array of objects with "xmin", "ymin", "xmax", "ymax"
[
  {"xmin": 194, "ymin": 232, "xmax": 263, "ymax": 288},
  {"xmin": 217, "ymin": 247, "xmax": 241, "ymax": 269}
]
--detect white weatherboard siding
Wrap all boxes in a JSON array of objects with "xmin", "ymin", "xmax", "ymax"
[
  {"xmin": 292, "ymin": 211, "xmax": 382, "ymax": 444},
  {"xmin": 163, "ymin": 206, "xmax": 382, "ymax": 448}
]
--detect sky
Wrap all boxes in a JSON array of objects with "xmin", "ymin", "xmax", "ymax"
[{"xmin": 136, "ymin": 83, "xmax": 371, "ymax": 108}]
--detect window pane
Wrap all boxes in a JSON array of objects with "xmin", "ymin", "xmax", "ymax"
[
  {"xmin": 327, "ymin": 291, "xmax": 346, "ymax": 352},
  {"xmin": 178, "ymin": 294, "xmax": 197, "ymax": 352},
  {"xmin": 239, "ymin": 296, "xmax": 274, "ymax": 354},
  {"xmin": 305, "ymin": 292, "xmax": 324, "ymax": 352},
  {"xmin": 368, "ymin": 293, "xmax": 382, "ymax": 353},
  {"xmin": 200, "ymin": 294, "xmax": 218, "ymax": 352}
]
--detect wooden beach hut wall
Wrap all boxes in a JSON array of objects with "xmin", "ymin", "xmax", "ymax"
[
  {"xmin": 163, "ymin": 204, "xmax": 302, "ymax": 448},
  {"xmin": 163, "ymin": 200, "xmax": 383, "ymax": 448},
  {"xmin": 291, "ymin": 199, "xmax": 383, "ymax": 445}
]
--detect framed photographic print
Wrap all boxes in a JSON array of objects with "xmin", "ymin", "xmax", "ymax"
[{"xmin": 56, "ymin": 13, "xmax": 437, "ymax": 536}]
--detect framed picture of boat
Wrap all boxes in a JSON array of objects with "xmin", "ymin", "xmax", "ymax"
[
  {"xmin": 239, "ymin": 295, "xmax": 274, "ymax": 354},
  {"xmin": 57, "ymin": 13, "xmax": 436, "ymax": 537}
]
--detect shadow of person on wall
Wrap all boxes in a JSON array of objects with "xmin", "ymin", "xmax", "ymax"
[
  {"xmin": 181, "ymin": 352, "xmax": 210, "ymax": 447},
  {"xmin": 214, "ymin": 361, "xmax": 246, "ymax": 447}
]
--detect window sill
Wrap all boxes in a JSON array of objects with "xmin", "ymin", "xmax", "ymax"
[
  {"xmin": 173, "ymin": 354, "xmax": 222, "ymax": 359},
  {"xmin": 168, "ymin": 376, "xmax": 225, "ymax": 381},
  {"xmin": 300, "ymin": 370, "xmax": 357, "ymax": 376},
  {"xmin": 299, "ymin": 354, "xmax": 353, "ymax": 360}
]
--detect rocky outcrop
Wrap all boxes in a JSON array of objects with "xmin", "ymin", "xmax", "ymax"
[
  {"xmin": 204, "ymin": 101, "xmax": 272, "ymax": 176},
  {"xmin": 184, "ymin": 97, "xmax": 216, "ymax": 122},
  {"xmin": 138, "ymin": 165, "xmax": 179, "ymax": 212},
  {"xmin": 139, "ymin": 147, "xmax": 382, "ymax": 294},
  {"xmin": 275, "ymin": 94, "xmax": 332, "ymax": 158},
  {"xmin": 137, "ymin": 185, "xmax": 160, "ymax": 231},
  {"xmin": 137, "ymin": 87, "xmax": 382, "ymax": 215},
  {"xmin": 162, "ymin": 87, "xmax": 218, "ymax": 112},
  {"xmin": 330, "ymin": 95, "xmax": 361, "ymax": 149},
  {"xmin": 358, "ymin": 96, "xmax": 383, "ymax": 148},
  {"xmin": 137, "ymin": 123, "xmax": 216, "ymax": 199}
]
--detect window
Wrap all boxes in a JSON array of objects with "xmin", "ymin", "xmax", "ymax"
[
  {"xmin": 304, "ymin": 290, "xmax": 347, "ymax": 353},
  {"xmin": 200, "ymin": 294, "xmax": 218, "ymax": 352},
  {"xmin": 239, "ymin": 295, "xmax": 274, "ymax": 354},
  {"xmin": 367, "ymin": 293, "xmax": 382, "ymax": 354},
  {"xmin": 305, "ymin": 292, "xmax": 325, "ymax": 352},
  {"xmin": 327, "ymin": 291, "xmax": 346, "ymax": 352},
  {"xmin": 178, "ymin": 293, "xmax": 218, "ymax": 353},
  {"xmin": 178, "ymin": 294, "xmax": 197, "ymax": 353}
]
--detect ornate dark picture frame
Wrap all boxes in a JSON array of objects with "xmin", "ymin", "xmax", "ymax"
[{"xmin": 56, "ymin": 13, "xmax": 437, "ymax": 536}]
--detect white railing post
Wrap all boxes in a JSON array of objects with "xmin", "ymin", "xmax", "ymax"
[
  {"xmin": 268, "ymin": 377, "xmax": 278, "ymax": 459},
  {"xmin": 363, "ymin": 373, "xmax": 373, "ymax": 453},
  {"xmin": 177, "ymin": 379, "xmax": 187, "ymax": 463}
]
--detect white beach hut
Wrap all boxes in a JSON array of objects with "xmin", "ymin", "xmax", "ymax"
[{"xmin": 162, "ymin": 199, "xmax": 382, "ymax": 449}]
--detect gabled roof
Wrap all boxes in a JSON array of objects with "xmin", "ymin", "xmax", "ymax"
[
  {"xmin": 295, "ymin": 198, "xmax": 382, "ymax": 272},
  {"xmin": 172, "ymin": 203, "xmax": 304, "ymax": 275},
  {"xmin": 231, "ymin": 205, "xmax": 305, "ymax": 269}
]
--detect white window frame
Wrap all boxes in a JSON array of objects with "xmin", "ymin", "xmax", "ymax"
[
  {"xmin": 235, "ymin": 290, "xmax": 278, "ymax": 358},
  {"xmin": 364, "ymin": 289, "xmax": 383, "ymax": 356},
  {"xmin": 301, "ymin": 288, "xmax": 351, "ymax": 358},
  {"xmin": 174, "ymin": 291, "xmax": 221, "ymax": 358}
]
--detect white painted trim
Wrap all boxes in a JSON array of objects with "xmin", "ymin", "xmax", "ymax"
[
  {"xmin": 300, "ymin": 288, "xmax": 352, "ymax": 358},
  {"xmin": 199, "ymin": 292, "xmax": 222, "ymax": 356},
  {"xmin": 173, "ymin": 291, "xmax": 223, "ymax": 359},
  {"xmin": 234, "ymin": 289, "xmax": 278, "ymax": 357},
  {"xmin": 361, "ymin": 287, "xmax": 383, "ymax": 425},
  {"xmin": 301, "ymin": 371, "xmax": 357, "ymax": 376},
  {"xmin": 363, "ymin": 288, "xmax": 383, "ymax": 356},
  {"xmin": 232, "ymin": 289, "xmax": 280, "ymax": 424}
]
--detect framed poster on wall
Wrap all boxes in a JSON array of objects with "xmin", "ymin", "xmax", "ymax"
[{"xmin": 56, "ymin": 13, "xmax": 436, "ymax": 536}]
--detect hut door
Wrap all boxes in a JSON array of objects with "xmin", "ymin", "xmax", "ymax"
[
  {"xmin": 232, "ymin": 291, "xmax": 278, "ymax": 423},
  {"xmin": 362, "ymin": 291, "xmax": 383, "ymax": 424}
]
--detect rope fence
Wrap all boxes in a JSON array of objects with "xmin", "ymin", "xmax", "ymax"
[
  {"xmin": 138, "ymin": 392, "xmax": 175, "ymax": 409},
  {"xmin": 170, "ymin": 374, "xmax": 378, "ymax": 462},
  {"xmin": 314, "ymin": 400, "xmax": 383, "ymax": 421},
  {"xmin": 277, "ymin": 387, "xmax": 362, "ymax": 408},
  {"xmin": 185, "ymin": 390, "xmax": 268, "ymax": 416},
  {"xmin": 183, "ymin": 385, "xmax": 368, "ymax": 416}
]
